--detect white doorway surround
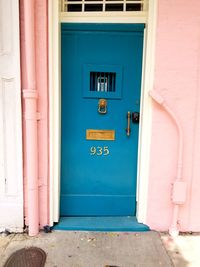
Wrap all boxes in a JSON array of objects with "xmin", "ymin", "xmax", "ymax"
[
  {"xmin": 0, "ymin": 0, "xmax": 23, "ymax": 232},
  {"xmin": 48, "ymin": 0, "xmax": 157, "ymax": 225}
]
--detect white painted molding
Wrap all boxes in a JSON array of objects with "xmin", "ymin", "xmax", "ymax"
[
  {"xmin": 60, "ymin": 12, "xmax": 147, "ymax": 23},
  {"xmin": 136, "ymin": 0, "xmax": 157, "ymax": 223},
  {"xmin": 49, "ymin": 0, "xmax": 157, "ymax": 224},
  {"xmin": 49, "ymin": 0, "xmax": 61, "ymax": 224},
  {"xmin": 0, "ymin": 0, "xmax": 23, "ymax": 231},
  {"xmin": 0, "ymin": 0, "xmax": 12, "ymax": 55}
]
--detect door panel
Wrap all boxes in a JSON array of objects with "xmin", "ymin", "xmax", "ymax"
[{"xmin": 61, "ymin": 24, "xmax": 144, "ymax": 216}]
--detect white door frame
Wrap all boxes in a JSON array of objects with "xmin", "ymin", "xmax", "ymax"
[{"xmin": 48, "ymin": 0, "xmax": 157, "ymax": 225}]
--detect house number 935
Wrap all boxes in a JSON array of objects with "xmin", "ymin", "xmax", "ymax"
[{"xmin": 90, "ymin": 146, "xmax": 109, "ymax": 156}]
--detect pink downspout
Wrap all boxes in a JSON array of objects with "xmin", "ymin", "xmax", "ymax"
[
  {"xmin": 149, "ymin": 90, "xmax": 185, "ymax": 237},
  {"xmin": 22, "ymin": 0, "xmax": 39, "ymax": 236}
]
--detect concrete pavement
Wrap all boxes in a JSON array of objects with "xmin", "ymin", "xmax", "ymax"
[
  {"xmin": 0, "ymin": 230, "xmax": 195, "ymax": 267},
  {"xmin": 161, "ymin": 232, "xmax": 200, "ymax": 267}
]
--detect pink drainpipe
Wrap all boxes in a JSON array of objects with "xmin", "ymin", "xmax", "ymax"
[
  {"xmin": 22, "ymin": 0, "xmax": 39, "ymax": 236},
  {"xmin": 149, "ymin": 90, "xmax": 187, "ymax": 237}
]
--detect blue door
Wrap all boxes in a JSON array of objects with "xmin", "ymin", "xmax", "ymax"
[{"xmin": 61, "ymin": 24, "xmax": 144, "ymax": 216}]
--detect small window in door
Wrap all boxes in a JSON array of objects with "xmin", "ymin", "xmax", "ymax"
[
  {"xmin": 90, "ymin": 72, "xmax": 116, "ymax": 92},
  {"xmin": 83, "ymin": 64, "xmax": 123, "ymax": 99}
]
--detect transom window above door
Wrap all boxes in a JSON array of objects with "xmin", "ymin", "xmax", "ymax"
[{"xmin": 61, "ymin": 0, "xmax": 148, "ymax": 13}]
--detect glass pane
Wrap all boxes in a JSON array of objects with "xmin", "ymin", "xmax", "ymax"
[
  {"xmin": 85, "ymin": 4, "xmax": 103, "ymax": 11},
  {"xmin": 105, "ymin": 3, "xmax": 123, "ymax": 11},
  {"xmin": 67, "ymin": 4, "xmax": 82, "ymax": 11},
  {"xmin": 126, "ymin": 3, "xmax": 142, "ymax": 11}
]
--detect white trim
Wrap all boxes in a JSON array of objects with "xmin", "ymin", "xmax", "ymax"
[
  {"xmin": 49, "ymin": 0, "xmax": 157, "ymax": 225},
  {"xmin": 49, "ymin": 0, "xmax": 61, "ymax": 224},
  {"xmin": 136, "ymin": 0, "xmax": 157, "ymax": 223},
  {"xmin": 0, "ymin": 0, "xmax": 23, "ymax": 231},
  {"xmin": 60, "ymin": 12, "xmax": 147, "ymax": 23},
  {"xmin": 136, "ymin": 27, "xmax": 147, "ymax": 205}
]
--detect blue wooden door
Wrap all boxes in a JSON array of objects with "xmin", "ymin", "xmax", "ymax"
[{"xmin": 61, "ymin": 24, "xmax": 144, "ymax": 216}]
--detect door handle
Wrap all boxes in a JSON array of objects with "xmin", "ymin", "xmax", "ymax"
[{"xmin": 126, "ymin": 111, "xmax": 131, "ymax": 136}]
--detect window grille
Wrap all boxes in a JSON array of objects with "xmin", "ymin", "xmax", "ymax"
[
  {"xmin": 61, "ymin": 0, "xmax": 148, "ymax": 13},
  {"xmin": 90, "ymin": 72, "xmax": 116, "ymax": 92}
]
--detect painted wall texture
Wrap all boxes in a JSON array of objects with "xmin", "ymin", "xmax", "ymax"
[
  {"xmin": 20, "ymin": 0, "xmax": 200, "ymax": 233},
  {"xmin": 146, "ymin": 0, "xmax": 200, "ymax": 231}
]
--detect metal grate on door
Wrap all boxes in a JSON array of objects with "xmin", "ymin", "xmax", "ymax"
[
  {"xmin": 61, "ymin": 0, "xmax": 148, "ymax": 13},
  {"xmin": 90, "ymin": 72, "xmax": 116, "ymax": 92}
]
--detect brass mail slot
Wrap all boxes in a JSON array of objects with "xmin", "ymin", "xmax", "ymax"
[{"xmin": 86, "ymin": 129, "xmax": 115, "ymax": 141}]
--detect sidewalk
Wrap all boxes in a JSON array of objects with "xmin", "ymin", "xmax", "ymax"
[
  {"xmin": 0, "ymin": 230, "xmax": 198, "ymax": 267},
  {"xmin": 161, "ymin": 232, "xmax": 200, "ymax": 267}
]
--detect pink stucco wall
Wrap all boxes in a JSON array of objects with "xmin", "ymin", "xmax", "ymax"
[
  {"xmin": 146, "ymin": 1, "xmax": 200, "ymax": 231},
  {"xmin": 20, "ymin": 0, "xmax": 200, "ymax": 232},
  {"xmin": 20, "ymin": 0, "xmax": 49, "ymax": 228}
]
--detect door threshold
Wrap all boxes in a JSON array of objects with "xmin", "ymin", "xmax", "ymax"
[{"xmin": 53, "ymin": 216, "xmax": 149, "ymax": 232}]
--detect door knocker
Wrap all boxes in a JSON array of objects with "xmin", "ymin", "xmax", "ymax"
[{"xmin": 98, "ymin": 99, "xmax": 107, "ymax": 114}]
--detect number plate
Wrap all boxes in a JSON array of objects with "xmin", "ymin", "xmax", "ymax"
[{"xmin": 86, "ymin": 129, "xmax": 115, "ymax": 140}]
